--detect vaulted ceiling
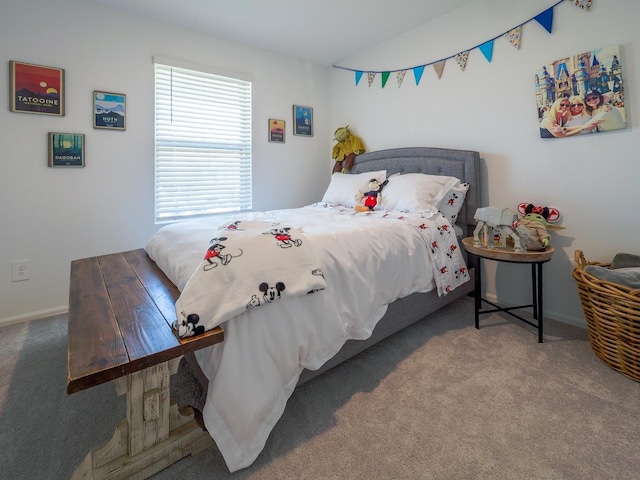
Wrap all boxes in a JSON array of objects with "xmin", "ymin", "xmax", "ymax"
[{"xmin": 93, "ymin": 0, "xmax": 477, "ymax": 66}]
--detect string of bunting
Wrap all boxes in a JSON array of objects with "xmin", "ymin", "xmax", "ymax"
[{"xmin": 334, "ymin": 0, "xmax": 592, "ymax": 88}]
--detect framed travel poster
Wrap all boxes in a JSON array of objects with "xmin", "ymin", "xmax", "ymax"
[
  {"xmin": 535, "ymin": 44, "xmax": 625, "ymax": 139},
  {"xmin": 93, "ymin": 91, "xmax": 126, "ymax": 130},
  {"xmin": 48, "ymin": 133, "xmax": 85, "ymax": 167},
  {"xmin": 10, "ymin": 61, "xmax": 65, "ymax": 116},
  {"xmin": 268, "ymin": 118, "xmax": 285, "ymax": 143},
  {"xmin": 293, "ymin": 105, "xmax": 313, "ymax": 137}
]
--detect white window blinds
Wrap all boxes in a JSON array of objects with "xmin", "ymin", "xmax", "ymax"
[{"xmin": 154, "ymin": 59, "xmax": 252, "ymax": 223}]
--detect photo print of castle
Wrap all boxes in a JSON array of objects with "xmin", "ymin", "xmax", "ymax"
[{"xmin": 535, "ymin": 45, "xmax": 625, "ymax": 139}]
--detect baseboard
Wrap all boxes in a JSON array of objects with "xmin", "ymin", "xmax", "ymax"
[{"xmin": 0, "ymin": 306, "xmax": 68, "ymax": 328}]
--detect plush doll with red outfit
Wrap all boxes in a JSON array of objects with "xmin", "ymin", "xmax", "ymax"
[{"xmin": 355, "ymin": 178, "xmax": 388, "ymax": 212}]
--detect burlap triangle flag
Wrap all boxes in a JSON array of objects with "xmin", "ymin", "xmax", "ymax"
[
  {"xmin": 433, "ymin": 61, "xmax": 445, "ymax": 79},
  {"xmin": 367, "ymin": 72, "xmax": 376, "ymax": 87}
]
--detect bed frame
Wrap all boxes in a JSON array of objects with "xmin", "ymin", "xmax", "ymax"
[
  {"xmin": 298, "ymin": 146, "xmax": 480, "ymax": 383},
  {"xmin": 67, "ymin": 146, "xmax": 480, "ymax": 479}
]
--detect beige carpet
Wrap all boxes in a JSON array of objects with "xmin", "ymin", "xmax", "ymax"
[{"xmin": 1, "ymin": 296, "xmax": 638, "ymax": 479}]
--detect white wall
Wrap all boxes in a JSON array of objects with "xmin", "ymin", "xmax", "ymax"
[
  {"xmin": 330, "ymin": 0, "xmax": 640, "ymax": 327},
  {"xmin": 0, "ymin": 0, "xmax": 331, "ymax": 322}
]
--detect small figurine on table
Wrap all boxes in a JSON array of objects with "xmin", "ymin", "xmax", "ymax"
[{"xmin": 516, "ymin": 203, "xmax": 562, "ymax": 251}]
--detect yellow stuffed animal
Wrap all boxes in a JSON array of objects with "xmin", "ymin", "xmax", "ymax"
[{"xmin": 332, "ymin": 125, "xmax": 365, "ymax": 173}]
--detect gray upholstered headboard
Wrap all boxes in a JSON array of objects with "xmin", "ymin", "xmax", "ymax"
[{"xmin": 350, "ymin": 147, "xmax": 480, "ymax": 237}]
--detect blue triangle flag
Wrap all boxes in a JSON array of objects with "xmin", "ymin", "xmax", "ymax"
[
  {"xmin": 355, "ymin": 71, "xmax": 363, "ymax": 86},
  {"xmin": 413, "ymin": 65, "xmax": 425, "ymax": 85},
  {"xmin": 478, "ymin": 40, "xmax": 494, "ymax": 62},
  {"xmin": 534, "ymin": 7, "xmax": 554, "ymax": 33}
]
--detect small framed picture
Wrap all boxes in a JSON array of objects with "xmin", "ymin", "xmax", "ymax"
[
  {"xmin": 48, "ymin": 133, "xmax": 85, "ymax": 167},
  {"xmin": 10, "ymin": 61, "xmax": 65, "ymax": 116},
  {"xmin": 93, "ymin": 91, "xmax": 126, "ymax": 130},
  {"xmin": 268, "ymin": 118, "xmax": 285, "ymax": 143},
  {"xmin": 293, "ymin": 105, "xmax": 313, "ymax": 137}
]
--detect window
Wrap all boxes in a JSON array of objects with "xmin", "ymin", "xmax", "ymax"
[{"xmin": 154, "ymin": 58, "xmax": 252, "ymax": 223}]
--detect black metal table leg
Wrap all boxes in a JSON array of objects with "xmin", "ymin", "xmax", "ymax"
[
  {"xmin": 474, "ymin": 254, "xmax": 481, "ymax": 329},
  {"xmin": 537, "ymin": 262, "xmax": 544, "ymax": 343}
]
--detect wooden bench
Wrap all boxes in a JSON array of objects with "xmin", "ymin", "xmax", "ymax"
[{"xmin": 67, "ymin": 249, "xmax": 224, "ymax": 479}]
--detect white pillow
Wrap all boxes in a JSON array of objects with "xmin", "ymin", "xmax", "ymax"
[
  {"xmin": 437, "ymin": 182, "xmax": 470, "ymax": 224},
  {"xmin": 381, "ymin": 173, "xmax": 461, "ymax": 213},
  {"xmin": 321, "ymin": 170, "xmax": 387, "ymax": 207}
]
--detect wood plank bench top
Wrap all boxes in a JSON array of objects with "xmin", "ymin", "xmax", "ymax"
[{"xmin": 67, "ymin": 248, "xmax": 224, "ymax": 394}]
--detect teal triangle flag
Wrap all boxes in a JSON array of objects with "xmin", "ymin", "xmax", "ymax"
[
  {"xmin": 534, "ymin": 7, "xmax": 554, "ymax": 33},
  {"xmin": 413, "ymin": 65, "xmax": 425, "ymax": 85},
  {"xmin": 479, "ymin": 40, "xmax": 494, "ymax": 62},
  {"xmin": 355, "ymin": 71, "xmax": 363, "ymax": 86}
]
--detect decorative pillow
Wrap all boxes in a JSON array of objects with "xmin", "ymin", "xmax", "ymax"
[
  {"xmin": 381, "ymin": 173, "xmax": 461, "ymax": 213},
  {"xmin": 321, "ymin": 170, "xmax": 387, "ymax": 207},
  {"xmin": 437, "ymin": 182, "xmax": 470, "ymax": 224},
  {"xmin": 610, "ymin": 252, "xmax": 640, "ymax": 269},
  {"xmin": 584, "ymin": 265, "xmax": 640, "ymax": 290}
]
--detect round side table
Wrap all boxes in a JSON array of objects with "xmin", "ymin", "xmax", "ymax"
[{"xmin": 461, "ymin": 237, "xmax": 554, "ymax": 343}]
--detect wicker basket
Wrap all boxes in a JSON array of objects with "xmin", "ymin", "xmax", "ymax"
[{"xmin": 572, "ymin": 250, "xmax": 640, "ymax": 382}]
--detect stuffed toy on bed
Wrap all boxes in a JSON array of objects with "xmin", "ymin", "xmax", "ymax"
[
  {"xmin": 355, "ymin": 178, "xmax": 388, "ymax": 212},
  {"xmin": 332, "ymin": 125, "xmax": 365, "ymax": 174}
]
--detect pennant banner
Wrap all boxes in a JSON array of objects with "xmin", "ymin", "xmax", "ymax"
[
  {"xmin": 573, "ymin": 0, "xmax": 591, "ymax": 10},
  {"xmin": 534, "ymin": 7, "xmax": 554, "ymax": 33},
  {"xmin": 381, "ymin": 71, "xmax": 390, "ymax": 88},
  {"xmin": 505, "ymin": 27, "xmax": 522, "ymax": 49},
  {"xmin": 479, "ymin": 40, "xmax": 494, "ymax": 62},
  {"xmin": 455, "ymin": 51, "xmax": 469, "ymax": 71},
  {"xmin": 396, "ymin": 70, "xmax": 407, "ymax": 87},
  {"xmin": 433, "ymin": 61, "xmax": 445, "ymax": 80},
  {"xmin": 413, "ymin": 65, "xmax": 425, "ymax": 85},
  {"xmin": 336, "ymin": 0, "xmax": 592, "ymax": 87}
]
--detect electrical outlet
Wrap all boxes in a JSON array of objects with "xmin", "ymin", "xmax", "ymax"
[{"xmin": 12, "ymin": 260, "xmax": 30, "ymax": 282}]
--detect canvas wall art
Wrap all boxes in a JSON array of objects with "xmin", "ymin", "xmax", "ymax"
[{"xmin": 535, "ymin": 44, "xmax": 625, "ymax": 139}]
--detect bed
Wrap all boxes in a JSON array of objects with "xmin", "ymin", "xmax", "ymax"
[
  {"xmin": 143, "ymin": 146, "xmax": 480, "ymax": 472},
  {"xmin": 67, "ymin": 146, "xmax": 480, "ymax": 478}
]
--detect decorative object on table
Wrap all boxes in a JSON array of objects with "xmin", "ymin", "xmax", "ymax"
[
  {"xmin": 268, "ymin": 118, "xmax": 285, "ymax": 143},
  {"xmin": 573, "ymin": 250, "xmax": 640, "ymax": 382},
  {"xmin": 292, "ymin": 105, "xmax": 313, "ymax": 137},
  {"xmin": 354, "ymin": 178, "xmax": 388, "ymax": 212},
  {"xmin": 48, "ymin": 132, "xmax": 85, "ymax": 167},
  {"xmin": 93, "ymin": 91, "xmax": 126, "ymax": 130},
  {"xmin": 331, "ymin": 125, "xmax": 365, "ymax": 173},
  {"xmin": 9, "ymin": 60, "xmax": 65, "ymax": 116},
  {"xmin": 472, "ymin": 207, "xmax": 528, "ymax": 251},
  {"xmin": 516, "ymin": 203, "xmax": 562, "ymax": 251}
]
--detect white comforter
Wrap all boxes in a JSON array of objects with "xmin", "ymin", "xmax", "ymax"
[{"xmin": 145, "ymin": 203, "xmax": 469, "ymax": 472}]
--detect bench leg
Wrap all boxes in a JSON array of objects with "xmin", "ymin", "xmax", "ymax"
[{"xmin": 71, "ymin": 357, "xmax": 213, "ymax": 480}]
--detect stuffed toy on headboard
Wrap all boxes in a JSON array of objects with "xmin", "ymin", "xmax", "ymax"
[{"xmin": 332, "ymin": 125, "xmax": 365, "ymax": 174}]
